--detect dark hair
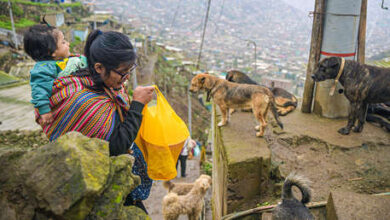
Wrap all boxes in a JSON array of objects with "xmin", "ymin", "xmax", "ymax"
[
  {"xmin": 78, "ymin": 30, "xmax": 137, "ymax": 91},
  {"xmin": 23, "ymin": 24, "xmax": 58, "ymax": 61}
]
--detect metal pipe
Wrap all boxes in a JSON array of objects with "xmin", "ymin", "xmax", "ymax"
[{"xmin": 7, "ymin": 0, "xmax": 18, "ymax": 49}]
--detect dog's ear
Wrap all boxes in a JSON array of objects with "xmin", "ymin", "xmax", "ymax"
[
  {"xmin": 226, "ymin": 73, "xmax": 233, "ymax": 81},
  {"xmin": 328, "ymin": 57, "xmax": 339, "ymax": 68},
  {"xmin": 199, "ymin": 76, "xmax": 206, "ymax": 84}
]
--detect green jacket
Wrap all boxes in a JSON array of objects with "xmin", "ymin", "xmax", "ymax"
[
  {"xmin": 30, "ymin": 56, "xmax": 87, "ymax": 114},
  {"xmin": 30, "ymin": 60, "xmax": 61, "ymax": 114}
]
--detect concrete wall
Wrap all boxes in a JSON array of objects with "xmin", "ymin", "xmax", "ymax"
[
  {"xmin": 212, "ymin": 104, "xmax": 228, "ymax": 219},
  {"xmin": 212, "ymin": 106, "xmax": 277, "ymax": 219}
]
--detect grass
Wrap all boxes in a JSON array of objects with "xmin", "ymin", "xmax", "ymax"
[
  {"xmin": 0, "ymin": 71, "xmax": 21, "ymax": 85},
  {"xmin": 0, "ymin": 17, "xmax": 36, "ymax": 30},
  {"xmin": 201, "ymin": 161, "xmax": 212, "ymax": 176},
  {"xmin": 1, "ymin": 0, "xmax": 81, "ymax": 7},
  {"xmin": 373, "ymin": 60, "xmax": 390, "ymax": 67},
  {"xmin": 1, "ymin": 0, "xmax": 51, "ymax": 7}
]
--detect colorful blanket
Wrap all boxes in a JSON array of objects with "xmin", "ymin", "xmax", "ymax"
[{"xmin": 37, "ymin": 76, "xmax": 130, "ymax": 141}]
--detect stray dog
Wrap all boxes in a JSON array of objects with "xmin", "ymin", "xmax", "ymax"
[
  {"xmin": 273, "ymin": 173, "xmax": 314, "ymax": 220},
  {"xmin": 163, "ymin": 174, "xmax": 211, "ymax": 195},
  {"xmin": 366, "ymin": 102, "xmax": 390, "ymax": 132},
  {"xmin": 312, "ymin": 57, "xmax": 390, "ymax": 135},
  {"xmin": 190, "ymin": 73, "xmax": 283, "ymax": 137},
  {"xmin": 162, "ymin": 175, "xmax": 212, "ymax": 220},
  {"xmin": 226, "ymin": 70, "xmax": 298, "ymax": 116}
]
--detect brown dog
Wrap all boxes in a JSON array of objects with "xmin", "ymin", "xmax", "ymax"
[
  {"xmin": 189, "ymin": 73, "xmax": 283, "ymax": 137},
  {"xmin": 226, "ymin": 70, "xmax": 298, "ymax": 116},
  {"xmin": 163, "ymin": 174, "xmax": 211, "ymax": 195}
]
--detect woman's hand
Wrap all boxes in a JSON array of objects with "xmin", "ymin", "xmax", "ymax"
[
  {"xmin": 39, "ymin": 112, "xmax": 53, "ymax": 126},
  {"xmin": 132, "ymin": 86, "xmax": 155, "ymax": 104}
]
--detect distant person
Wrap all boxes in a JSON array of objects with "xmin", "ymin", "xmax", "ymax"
[
  {"xmin": 198, "ymin": 93, "xmax": 204, "ymax": 106},
  {"xmin": 176, "ymin": 137, "xmax": 196, "ymax": 177},
  {"xmin": 24, "ymin": 23, "xmax": 87, "ymax": 126},
  {"xmin": 37, "ymin": 29, "xmax": 155, "ymax": 214}
]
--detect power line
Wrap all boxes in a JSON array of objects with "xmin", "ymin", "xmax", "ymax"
[
  {"xmin": 196, "ymin": 0, "xmax": 212, "ymax": 69},
  {"xmin": 171, "ymin": 0, "xmax": 182, "ymax": 28},
  {"xmin": 218, "ymin": 0, "xmax": 225, "ymax": 21}
]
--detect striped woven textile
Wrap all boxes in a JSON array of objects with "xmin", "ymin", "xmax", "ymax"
[{"xmin": 37, "ymin": 76, "xmax": 130, "ymax": 141}]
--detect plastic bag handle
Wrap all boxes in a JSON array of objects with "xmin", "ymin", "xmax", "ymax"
[{"xmin": 153, "ymin": 85, "xmax": 162, "ymax": 97}]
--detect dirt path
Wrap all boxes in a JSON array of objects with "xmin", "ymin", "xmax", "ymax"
[
  {"xmin": 0, "ymin": 84, "xmax": 40, "ymax": 131},
  {"xmin": 144, "ymin": 156, "xmax": 212, "ymax": 220},
  {"xmin": 138, "ymin": 53, "xmax": 158, "ymax": 86},
  {"xmin": 265, "ymin": 107, "xmax": 390, "ymax": 202}
]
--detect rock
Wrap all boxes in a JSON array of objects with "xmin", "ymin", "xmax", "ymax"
[
  {"xmin": 0, "ymin": 132, "xmax": 147, "ymax": 220},
  {"xmin": 86, "ymin": 155, "xmax": 141, "ymax": 220}
]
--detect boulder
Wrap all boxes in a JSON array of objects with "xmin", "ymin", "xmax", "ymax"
[{"xmin": 0, "ymin": 132, "xmax": 149, "ymax": 220}]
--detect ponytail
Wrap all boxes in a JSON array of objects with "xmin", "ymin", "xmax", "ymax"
[{"xmin": 84, "ymin": 29, "xmax": 102, "ymax": 66}]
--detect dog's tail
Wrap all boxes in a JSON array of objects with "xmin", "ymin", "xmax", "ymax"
[
  {"xmin": 280, "ymin": 95, "xmax": 298, "ymax": 108},
  {"xmin": 271, "ymin": 99, "xmax": 284, "ymax": 129},
  {"xmin": 282, "ymin": 173, "xmax": 312, "ymax": 204},
  {"xmin": 163, "ymin": 181, "xmax": 174, "ymax": 191}
]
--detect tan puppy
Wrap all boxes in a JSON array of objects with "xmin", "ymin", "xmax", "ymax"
[
  {"xmin": 163, "ymin": 174, "xmax": 211, "ymax": 195},
  {"xmin": 162, "ymin": 175, "xmax": 212, "ymax": 220},
  {"xmin": 189, "ymin": 73, "xmax": 283, "ymax": 137}
]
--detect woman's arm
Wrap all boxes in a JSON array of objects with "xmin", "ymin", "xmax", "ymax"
[{"xmin": 109, "ymin": 101, "xmax": 144, "ymax": 156}]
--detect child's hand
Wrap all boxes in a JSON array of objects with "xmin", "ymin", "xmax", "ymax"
[{"xmin": 39, "ymin": 112, "xmax": 53, "ymax": 126}]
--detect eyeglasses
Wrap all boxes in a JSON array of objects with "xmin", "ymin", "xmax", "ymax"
[{"xmin": 112, "ymin": 63, "xmax": 137, "ymax": 79}]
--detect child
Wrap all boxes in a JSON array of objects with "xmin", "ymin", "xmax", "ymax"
[{"xmin": 24, "ymin": 24, "xmax": 87, "ymax": 125}]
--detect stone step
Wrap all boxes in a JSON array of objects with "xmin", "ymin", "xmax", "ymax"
[{"xmin": 326, "ymin": 190, "xmax": 390, "ymax": 220}]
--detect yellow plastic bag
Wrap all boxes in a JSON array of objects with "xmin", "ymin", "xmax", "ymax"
[{"xmin": 135, "ymin": 85, "xmax": 189, "ymax": 180}]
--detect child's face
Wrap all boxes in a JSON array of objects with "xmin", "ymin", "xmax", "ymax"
[{"xmin": 51, "ymin": 30, "xmax": 70, "ymax": 60}]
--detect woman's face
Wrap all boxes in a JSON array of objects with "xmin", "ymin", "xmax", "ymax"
[{"xmin": 95, "ymin": 62, "xmax": 135, "ymax": 89}]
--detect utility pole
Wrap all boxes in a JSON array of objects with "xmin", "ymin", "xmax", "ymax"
[
  {"xmin": 301, "ymin": 0, "xmax": 325, "ymax": 113},
  {"xmin": 246, "ymin": 40, "xmax": 257, "ymax": 74},
  {"xmin": 357, "ymin": 0, "xmax": 367, "ymax": 64},
  {"xmin": 8, "ymin": 0, "xmax": 18, "ymax": 49}
]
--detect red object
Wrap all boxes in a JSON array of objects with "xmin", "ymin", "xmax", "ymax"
[{"xmin": 320, "ymin": 51, "xmax": 356, "ymax": 57}]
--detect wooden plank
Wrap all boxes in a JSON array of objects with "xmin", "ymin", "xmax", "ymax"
[{"xmin": 301, "ymin": 0, "xmax": 326, "ymax": 113}]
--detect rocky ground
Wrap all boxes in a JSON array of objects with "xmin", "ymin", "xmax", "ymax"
[{"xmin": 265, "ymin": 108, "xmax": 390, "ymax": 202}]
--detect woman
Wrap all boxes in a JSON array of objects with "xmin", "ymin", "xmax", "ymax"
[{"xmin": 37, "ymin": 30, "xmax": 154, "ymax": 213}]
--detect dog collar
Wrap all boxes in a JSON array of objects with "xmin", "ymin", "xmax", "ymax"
[{"xmin": 329, "ymin": 57, "xmax": 345, "ymax": 96}]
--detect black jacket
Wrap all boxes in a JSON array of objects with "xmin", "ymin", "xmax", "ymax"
[{"xmin": 109, "ymin": 101, "xmax": 144, "ymax": 156}]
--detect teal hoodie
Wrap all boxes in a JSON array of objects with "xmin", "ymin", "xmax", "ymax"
[
  {"xmin": 29, "ymin": 56, "xmax": 87, "ymax": 114},
  {"xmin": 30, "ymin": 60, "xmax": 61, "ymax": 115}
]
